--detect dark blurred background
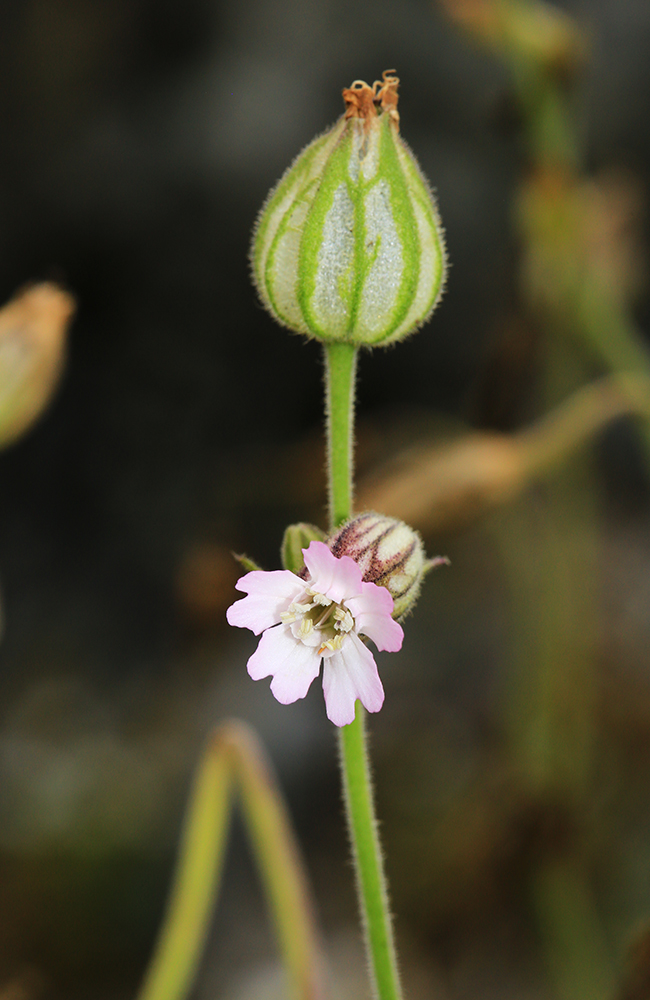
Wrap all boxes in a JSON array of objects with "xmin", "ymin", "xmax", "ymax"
[{"xmin": 1, "ymin": 1, "xmax": 650, "ymax": 998}]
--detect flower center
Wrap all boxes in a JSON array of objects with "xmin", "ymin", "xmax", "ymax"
[{"xmin": 280, "ymin": 588, "xmax": 355, "ymax": 655}]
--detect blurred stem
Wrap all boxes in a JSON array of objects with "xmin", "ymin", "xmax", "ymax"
[
  {"xmin": 496, "ymin": 0, "xmax": 582, "ymax": 171},
  {"xmin": 136, "ymin": 721, "xmax": 326, "ymax": 1000},
  {"xmin": 533, "ymin": 855, "xmax": 613, "ymax": 1000},
  {"xmin": 505, "ymin": 0, "xmax": 650, "ymax": 461},
  {"xmin": 454, "ymin": 2, "xmax": 617, "ymax": 992},
  {"xmin": 135, "ymin": 730, "xmax": 234, "ymax": 1000},
  {"xmin": 574, "ymin": 279, "xmax": 650, "ymax": 458},
  {"xmin": 518, "ymin": 373, "xmax": 650, "ymax": 476},
  {"xmin": 494, "ymin": 331, "xmax": 614, "ymax": 999},
  {"xmin": 493, "ymin": 487, "xmax": 614, "ymax": 1000},
  {"xmin": 442, "ymin": 2, "xmax": 630, "ymax": 996},
  {"xmin": 324, "ymin": 341, "xmax": 403, "ymax": 1000},
  {"xmin": 507, "ymin": 57, "xmax": 579, "ymax": 172},
  {"xmin": 233, "ymin": 722, "xmax": 326, "ymax": 1000}
]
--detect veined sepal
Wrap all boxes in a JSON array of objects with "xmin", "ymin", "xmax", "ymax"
[
  {"xmin": 281, "ymin": 522, "xmax": 326, "ymax": 574},
  {"xmin": 251, "ymin": 71, "xmax": 446, "ymax": 347}
]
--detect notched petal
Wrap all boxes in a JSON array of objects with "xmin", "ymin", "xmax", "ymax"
[
  {"xmin": 357, "ymin": 612, "xmax": 404, "ymax": 652},
  {"xmin": 322, "ymin": 632, "xmax": 384, "ymax": 726},
  {"xmin": 346, "ymin": 581, "xmax": 403, "ymax": 651},
  {"xmin": 247, "ymin": 624, "xmax": 322, "ymax": 704},
  {"xmin": 302, "ymin": 541, "xmax": 364, "ymax": 602},
  {"xmin": 227, "ymin": 569, "xmax": 304, "ymax": 634}
]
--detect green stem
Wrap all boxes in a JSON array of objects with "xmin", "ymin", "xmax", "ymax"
[
  {"xmin": 323, "ymin": 340, "xmax": 403, "ymax": 1000},
  {"xmin": 324, "ymin": 341, "xmax": 358, "ymax": 529},
  {"xmin": 339, "ymin": 708, "xmax": 402, "ymax": 1000}
]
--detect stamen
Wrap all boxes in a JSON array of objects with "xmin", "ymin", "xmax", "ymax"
[
  {"xmin": 287, "ymin": 592, "xmax": 357, "ymax": 652},
  {"xmin": 318, "ymin": 634, "xmax": 345, "ymax": 654},
  {"xmin": 281, "ymin": 599, "xmax": 315, "ymax": 624},
  {"xmin": 308, "ymin": 591, "xmax": 332, "ymax": 607},
  {"xmin": 334, "ymin": 608, "xmax": 354, "ymax": 633}
]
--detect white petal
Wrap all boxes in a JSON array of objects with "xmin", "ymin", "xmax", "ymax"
[
  {"xmin": 346, "ymin": 579, "xmax": 393, "ymax": 617},
  {"xmin": 303, "ymin": 541, "xmax": 363, "ymax": 603},
  {"xmin": 246, "ymin": 624, "xmax": 322, "ymax": 704},
  {"xmin": 227, "ymin": 570, "xmax": 304, "ymax": 635},
  {"xmin": 346, "ymin": 582, "xmax": 403, "ymax": 651},
  {"xmin": 356, "ymin": 613, "xmax": 403, "ymax": 652},
  {"xmin": 322, "ymin": 633, "xmax": 384, "ymax": 726},
  {"xmin": 302, "ymin": 541, "xmax": 337, "ymax": 592}
]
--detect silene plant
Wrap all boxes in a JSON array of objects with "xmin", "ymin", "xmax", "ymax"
[{"xmin": 226, "ymin": 71, "xmax": 448, "ymax": 999}]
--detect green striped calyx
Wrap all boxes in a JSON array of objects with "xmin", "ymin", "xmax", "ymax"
[{"xmin": 251, "ymin": 71, "xmax": 447, "ymax": 347}]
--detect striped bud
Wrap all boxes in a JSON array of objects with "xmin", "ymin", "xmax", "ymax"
[
  {"xmin": 327, "ymin": 512, "xmax": 427, "ymax": 619},
  {"xmin": 251, "ymin": 71, "xmax": 446, "ymax": 346}
]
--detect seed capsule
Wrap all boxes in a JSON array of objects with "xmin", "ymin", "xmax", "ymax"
[
  {"xmin": 251, "ymin": 71, "xmax": 446, "ymax": 347},
  {"xmin": 327, "ymin": 512, "xmax": 427, "ymax": 619}
]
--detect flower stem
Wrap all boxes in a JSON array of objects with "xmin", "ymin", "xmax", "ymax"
[
  {"xmin": 339, "ymin": 708, "xmax": 402, "ymax": 1000},
  {"xmin": 323, "ymin": 340, "xmax": 403, "ymax": 1000},
  {"xmin": 324, "ymin": 341, "xmax": 358, "ymax": 529}
]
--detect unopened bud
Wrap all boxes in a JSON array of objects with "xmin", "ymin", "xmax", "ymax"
[
  {"xmin": 252, "ymin": 71, "xmax": 446, "ymax": 347},
  {"xmin": 327, "ymin": 512, "xmax": 427, "ymax": 618},
  {"xmin": 281, "ymin": 521, "xmax": 326, "ymax": 575}
]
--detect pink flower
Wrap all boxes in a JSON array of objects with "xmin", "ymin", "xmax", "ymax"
[{"xmin": 226, "ymin": 541, "xmax": 404, "ymax": 726}]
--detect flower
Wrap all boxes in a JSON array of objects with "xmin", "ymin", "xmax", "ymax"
[{"xmin": 226, "ymin": 540, "xmax": 404, "ymax": 726}]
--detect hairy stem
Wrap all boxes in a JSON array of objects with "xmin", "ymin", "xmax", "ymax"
[
  {"xmin": 339, "ymin": 707, "xmax": 402, "ymax": 1000},
  {"xmin": 324, "ymin": 341, "xmax": 357, "ymax": 529},
  {"xmin": 323, "ymin": 340, "xmax": 403, "ymax": 1000}
]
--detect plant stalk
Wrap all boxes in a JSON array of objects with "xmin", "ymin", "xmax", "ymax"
[
  {"xmin": 324, "ymin": 341, "xmax": 357, "ymax": 529},
  {"xmin": 324, "ymin": 340, "xmax": 403, "ymax": 1000}
]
